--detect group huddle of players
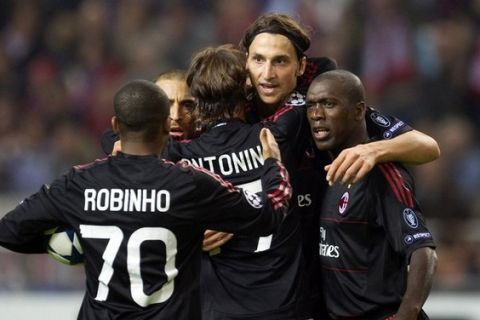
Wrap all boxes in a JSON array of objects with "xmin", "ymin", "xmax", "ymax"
[{"xmin": 0, "ymin": 12, "xmax": 438, "ymax": 320}]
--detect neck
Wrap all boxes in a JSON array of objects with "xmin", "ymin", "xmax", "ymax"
[
  {"xmin": 255, "ymin": 96, "xmax": 287, "ymax": 118},
  {"xmin": 328, "ymin": 130, "xmax": 369, "ymax": 160},
  {"xmin": 121, "ymin": 140, "xmax": 166, "ymax": 156}
]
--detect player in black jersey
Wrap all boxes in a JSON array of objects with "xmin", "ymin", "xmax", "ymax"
[
  {"xmin": 188, "ymin": 13, "xmax": 438, "ymax": 319},
  {"xmin": 154, "ymin": 70, "xmax": 197, "ymax": 141},
  {"xmin": 0, "ymin": 79, "xmax": 292, "ymax": 320},
  {"xmin": 239, "ymin": 13, "xmax": 440, "ymax": 184},
  {"xmin": 306, "ymin": 70, "xmax": 437, "ymax": 320},
  {"xmin": 164, "ymin": 44, "xmax": 318, "ymax": 319}
]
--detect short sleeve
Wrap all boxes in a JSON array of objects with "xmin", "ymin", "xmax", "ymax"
[
  {"xmin": 374, "ymin": 163, "xmax": 435, "ymax": 259},
  {"xmin": 366, "ymin": 107, "xmax": 413, "ymax": 140}
]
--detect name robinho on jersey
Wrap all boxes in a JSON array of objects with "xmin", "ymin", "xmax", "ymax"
[{"xmin": 84, "ymin": 189, "xmax": 171, "ymax": 212}]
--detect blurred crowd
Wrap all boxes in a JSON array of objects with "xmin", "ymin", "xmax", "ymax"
[{"xmin": 0, "ymin": 0, "xmax": 479, "ymax": 292}]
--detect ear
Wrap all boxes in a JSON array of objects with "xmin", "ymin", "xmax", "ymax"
[
  {"xmin": 297, "ymin": 56, "xmax": 307, "ymax": 76},
  {"xmin": 111, "ymin": 116, "xmax": 119, "ymax": 134},
  {"xmin": 355, "ymin": 102, "xmax": 366, "ymax": 121}
]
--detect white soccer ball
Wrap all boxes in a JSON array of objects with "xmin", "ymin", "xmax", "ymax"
[{"xmin": 46, "ymin": 227, "xmax": 84, "ymax": 265}]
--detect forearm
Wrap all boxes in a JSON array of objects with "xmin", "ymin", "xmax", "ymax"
[
  {"xmin": 369, "ymin": 130, "xmax": 440, "ymax": 165},
  {"xmin": 395, "ymin": 247, "xmax": 438, "ymax": 320}
]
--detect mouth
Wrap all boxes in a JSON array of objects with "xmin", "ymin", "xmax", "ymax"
[
  {"xmin": 259, "ymin": 83, "xmax": 278, "ymax": 96},
  {"xmin": 311, "ymin": 126, "xmax": 330, "ymax": 140},
  {"xmin": 169, "ymin": 127, "xmax": 185, "ymax": 140}
]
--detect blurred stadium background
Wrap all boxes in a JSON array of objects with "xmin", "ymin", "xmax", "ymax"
[{"xmin": 0, "ymin": 0, "xmax": 479, "ymax": 319}]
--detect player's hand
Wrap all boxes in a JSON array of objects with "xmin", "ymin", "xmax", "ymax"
[
  {"xmin": 260, "ymin": 128, "xmax": 281, "ymax": 161},
  {"xmin": 112, "ymin": 140, "xmax": 122, "ymax": 155},
  {"xmin": 202, "ymin": 230, "xmax": 234, "ymax": 252},
  {"xmin": 325, "ymin": 143, "xmax": 376, "ymax": 186}
]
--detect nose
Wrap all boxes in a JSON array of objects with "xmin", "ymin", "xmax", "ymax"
[
  {"xmin": 170, "ymin": 103, "xmax": 181, "ymax": 121},
  {"xmin": 262, "ymin": 61, "xmax": 275, "ymax": 80},
  {"xmin": 307, "ymin": 104, "xmax": 325, "ymax": 120}
]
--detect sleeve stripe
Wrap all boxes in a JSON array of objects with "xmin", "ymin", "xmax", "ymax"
[
  {"xmin": 378, "ymin": 163, "xmax": 414, "ymax": 207},
  {"xmin": 266, "ymin": 161, "xmax": 292, "ymax": 210},
  {"xmin": 264, "ymin": 105, "xmax": 293, "ymax": 123},
  {"xmin": 386, "ymin": 163, "xmax": 414, "ymax": 207}
]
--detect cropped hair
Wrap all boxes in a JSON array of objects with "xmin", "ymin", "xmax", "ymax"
[
  {"xmin": 113, "ymin": 79, "xmax": 169, "ymax": 141},
  {"xmin": 313, "ymin": 70, "xmax": 366, "ymax": 105},
  {"xmin": 154, "ymin": 69, "xmax": 186, "ymax": 83},
  {"xmin": 239, "ymin": 12, "xmax": 311, "ymax": 59}
]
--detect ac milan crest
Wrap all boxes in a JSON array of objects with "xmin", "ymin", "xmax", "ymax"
[{"xmin": 338, "ymin": 192, "xmax": 349, "ymax": 215}]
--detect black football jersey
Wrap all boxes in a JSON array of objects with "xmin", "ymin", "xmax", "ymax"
[
  {"xmin": 318, "ymin": 162, "xmax": 435, "ymax": 319},
  {"xmin": 165, "ymin": 113, "xmax": 317, "ymax": 319},
  {"xmin": 0, "ymin": 152, "xmax": 290, "ymax": 320}
]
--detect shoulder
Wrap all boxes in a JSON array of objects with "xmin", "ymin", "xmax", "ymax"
[
  {"xmin": 373, "ymin": 162, "xmax": 415, "ymax": 206},
  {"xmin": 72, "ymin": 157, "xmax": 110, "ymax": 172}
]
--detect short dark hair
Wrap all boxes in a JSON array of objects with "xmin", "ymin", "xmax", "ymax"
[
  {"xmin": 312, "ymin": 70, "xmax": 366, "ymax": 105},
  {"xmin": 186, "ymin": 44, "xmax": 247, "ymax": 129},
  {"xmin": 154, "ymin": 69, "xmax": 186, "ymax": 83},
  {"xmin": 239, "ymin": 12, "xmax": 311, "ymax": 59},
  {"xmin": 113, "ymin": 79, "xmax": 169, "ymax": 141}
]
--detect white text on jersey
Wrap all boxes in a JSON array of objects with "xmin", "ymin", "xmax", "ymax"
[
  {"xmin": 181, "ymin": 146, "xmax": 263, "ymax": 175},
  {"xmin": 84, "ymin": 189, "xmax": 171, "ymax": 212}
]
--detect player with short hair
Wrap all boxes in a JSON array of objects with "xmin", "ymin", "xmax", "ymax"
[
  {"xmin": 198, "ymin": 13, "xmax": 439, "ymax": 319},
  {"xmin": 164, "ymin": 44, "xmax": 319, "ymax": 319},
  {"xmin": 306, "ymin": 70, "xmax": 437, "ymax": 319},
  {"xmin": 240, "ymin": 12, "xmax": 440, "ymax": 182},
  {"xmin": 154, "ymin": 69, "xmax": 197, "ymax": 141},
  {"xmin": 0, "ymin": 79, "xmax": 292, "ymax": 320}
]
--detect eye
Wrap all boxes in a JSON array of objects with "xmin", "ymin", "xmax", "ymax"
[
  {"xmin": 181, "ymin": 100, "xmax": 196, "ymax": 113},
  {"xmin": 274, "ymin": 57, "xmax": 288, "ymax": 65},
  {"xmin": 251, "ymin": 55, "xmax": 264, "ymax": 63},
  {"xmin": 323, "ymin": 100, "xmax": 335, "ymax": 108}
]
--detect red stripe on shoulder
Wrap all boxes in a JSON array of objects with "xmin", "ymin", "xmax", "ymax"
[
  {"xmin": 73, "ymin": 157, "xmax": 109, "ymax": 171},
  {"xmin": 264, "ymin": 105, "xmax": 293, "ymax": 123},
  {"xmin": 385, "ymin": 163, "xmax": 415, "ymax": 207},
  {"xmin": 378, "ymin": 163, "xmax": 413, "ymax": 207}
]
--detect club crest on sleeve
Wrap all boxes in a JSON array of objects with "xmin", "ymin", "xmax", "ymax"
[
  {"xmin": 338, "ymin": 192, "xmax": 349, "ymax": 215},
  {"xmin": 370, "ymin": 112, "xmax": 391, "ymax": 127},
  {"xmin": 403, "ymin": 208, "xmax": 418, "ymax": 229},
  {"xmin": 242, "ymin": 189, "xmax": 263, "ymax": 208}
]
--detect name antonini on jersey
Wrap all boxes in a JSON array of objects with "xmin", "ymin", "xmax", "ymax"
[
  {"xmin": 181, "ymin": 145, "xmax": 263, "ymax": 176},
  {"xmin": 84, "ymin": 188, "xmax": 171, "ymax": 212}
]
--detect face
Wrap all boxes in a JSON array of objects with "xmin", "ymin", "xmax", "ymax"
[
  {"xmin": 306, "ymin": 80, "xmax": 358, "ymax": 154},
  {"xmin": 246, "ymin": 33, "xmax": 306, "ymax": 115},
  {"xmin": 155, "ymin": 78, "xmax": 195, "ymax": 140}
]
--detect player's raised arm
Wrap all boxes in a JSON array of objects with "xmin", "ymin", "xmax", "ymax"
[
  {"xmin": 325, "ymin": 129, "xmax": 440, "ymax": 186},
  {"xmin": 259, "ymin": 128, "xmax": 281, "ymax": 161}
]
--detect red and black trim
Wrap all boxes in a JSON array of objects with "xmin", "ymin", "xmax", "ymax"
[{"xmin": 378, "ymin": 163, "xmax": 414, "ymax": 207}]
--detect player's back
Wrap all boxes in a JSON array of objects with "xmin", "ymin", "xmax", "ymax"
[
  {"xmin": 41, "ymin": 152, "xmax": 285, "ymax": 320},
  {"xmin": 166, "ymin": 117, "xmax": 313, "ymax": 319}
]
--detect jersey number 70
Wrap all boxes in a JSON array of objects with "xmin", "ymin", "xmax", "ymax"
[{"xmin": 80, "ymin": 225, "xmax": 178, "ymax": 307}]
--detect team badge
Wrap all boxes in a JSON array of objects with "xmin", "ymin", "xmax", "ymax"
[
  {"xmin": 338, "ymin": 192, "xmax": 349, "ymax": 215},
  {"xmin": 403, "ymin": 208, "xmax": 418, "ymax": 229},
  {"xmin": 383, "ymin": 131, "xmax": 393, "ymax": 139},
  {"xmin": 370, "ymin": 112, "xmax": 391, "ymax": 127},
  {"xmin": 287, "ymin": 91, "xmax": 305, "ymax": 106},
  {"xmin": 403, "ymin": 234, "xmax": 414, "ymax": 245},
  {"xmin": 243, "ymin": 189, "xmax": 263, "ymax": 208}
]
